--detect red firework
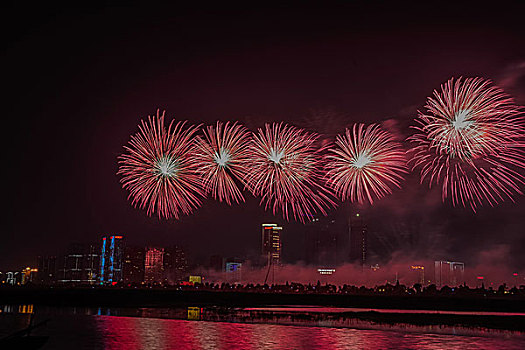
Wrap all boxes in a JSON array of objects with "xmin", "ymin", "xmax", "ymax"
[
  {"xmin": 244, "ymin": 122, "xmax": 336, "ymax": 223},
  {"xmin": 118, "ymin": 110, "xmax": 205, "ymax": 219},
  {"xmin": 194, "ymin": 121, "xmax": 251, "ymax": 205},
  {"xmin": 408, "ymin": 77, "xmax": 525, "ymax": 211},
  {"xmin": 325, "ymin": 123, "xmax": 407, "ymax": 204}
]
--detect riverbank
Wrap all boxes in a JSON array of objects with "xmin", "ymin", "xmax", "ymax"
[{"xmin": 1, "ymin": 287, "xmax": 525, "ymax": 313}]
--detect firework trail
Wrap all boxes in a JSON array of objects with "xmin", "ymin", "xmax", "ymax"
[
  {"xmin": 244, "ymin": 122, "xmax": 336, "ymax": 223},
  {"xmin": 408, "ymin": 77, "xmax": 525, "ymax": 211},
  {"xmin": 325, "ymin": 123, "xmax": 407, "ymax": 204},
  {"xmin": 194, "ymin": 121, "xmax": 251, "ymax": 205},
  {"xmin": 118, "ymin": 110, "xmax": 205, "ymax": 219}
]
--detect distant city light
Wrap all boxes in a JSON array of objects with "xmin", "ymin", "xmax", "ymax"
[{"xmin": 317, "ymin": 268, "xmax": 336, "ymax": 275}]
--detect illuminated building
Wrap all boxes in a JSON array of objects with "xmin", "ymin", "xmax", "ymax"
[
  {"xmin": 163, "ymin": 245, "xmax": 188, "ymax": 284},
  {"xmin": 84, "ymin": 244, "xmax": 101, "ymax": 283},
  {"xmin": 21, "ymin": 267, "xmax": 38, "ymax": 285},
  {"xmin": 225, "ymin": 258, "xmax": 243, "ymax": 283},
  {"xmin": 317, "ymin": 268, "xmax": 336, "ymax": 275},
  {"xmin": 36, "ymin": 255, "xmax": 57, "ymax": 284},
  {"xmin": 5, "ymin": 272, "xmax": 17, "ymax": 285},
  {"xmin": 434, "ymin": 261, "xmax": 465, "ymax": 287},
  {"xmin": 261, "ymin": 223, "xmax": 282, "ymax": 266},
  {"xmin": 122, "ymin": 246, "xmax": 145, "ymax": 285},
  {"xmin": 144, "ymin": 247, "xmax": 164, "ymax": 284},
  {"xmin": 349, "ymin": 213, "xmax": 367, "ymax": 266},
  {"xmin": 410, "ymin": 265, "xmax": 425, "ymax": 286},
  {"xmin": 100, "ymin": 236, "xmax": 124, "ymax": 285},
  {"xmin": 59, "ymin": 243, "xmax": 100, "ymax": 284},
  {"xmin": 189, "ymin": 275, "xmax": 202, "ymax": 284}
]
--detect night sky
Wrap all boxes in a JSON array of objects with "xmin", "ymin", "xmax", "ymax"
[{"xmin": 4, "ymin": 2, "xmax": 525, "ymax": 271}]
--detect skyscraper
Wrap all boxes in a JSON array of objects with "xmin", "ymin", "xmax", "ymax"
[
  {"xmin": 261, "ymin": 223, "xmax": 282, "ymax": 266},
  {"xmin": 304, "ymin": 216, "xmax": 341, "ymax": 267},
  {"xmin": 122, "ymin": 246, "xmax": 145, "ymax": 285},
  {"xmin": 36, "ymin": 255, "xmax": 57, "ymax": 285},
  {"xmin": 349, "ymin": 213, "xmax": 367, "ymax": 266},
  {"xmin": 100, "ymin": 235, "xmax": 124, "ymax": 285},
  {"xmin": 434, "ymin": 261, "xmax": 465, "ymax": 288},
  {"xmin": 144, "ymin": 247, "xmax": 164, "ymax": 284},
  {"xmin": 59, "ymin": 243, "xmax": 100, "ymax": 284},
  {"xmin": 163, "ymin": 245, "xmax": 188, "ymax": 284}
]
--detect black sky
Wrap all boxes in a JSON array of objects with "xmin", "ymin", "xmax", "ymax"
[{"xmin": 3, "ymin": 2, "xmax": 525, "ymax": 270}]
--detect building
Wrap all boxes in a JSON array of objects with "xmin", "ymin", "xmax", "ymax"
[
  {"xmin": 122, "ymin": 246, "xmax": 145, "ymax": 285},
  {"xmin": 163, "ymin": 245, "xmax": 188, "ymax": 284},
  {"xmin": 409, "ymin": 265, "xmax": 425, "ymax": 286},
  {"xmin": 5, "ymin": 272, "xmax": 19, "ymax": 285},
  {"xmin": 36, "ymin": 255, "xmax": 57, "ymax": 285},
  {"xmin": 59, "ymin": 243, "xmax": 100, "ymax": 284},
  {"xmin": 225, "ymin": 258, "xmax": 243, "ymax": 284},
  {"xmin": 21, "ymin": 267, "xmax": 38, "ymax": 284},
  {"xmin": 261, "ymin": 223, "xmax": 282, "ymax": 266},
  {"xmin": 144, "ymin": 247, "xmax": 164, "ymax": 284},
  {"xmin": 349, "ymin": 213, "xmax": 367, "ymax": 266},
  {"xmin": 304, "ymin": 216, "xmax": 340, "ymax": 267},
  {"xmin": 434, "ymin": 261, "xmax": 465, "ymax": 288},
  {"xmin": 84, "ymin": 244, "xmax": 100, "ymax": 283},
  {"xmin": 100, "ymin": 235, "xmax": 124, "ymax": 285}
]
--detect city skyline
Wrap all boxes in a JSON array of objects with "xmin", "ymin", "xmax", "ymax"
[{"xmin": 3, "ymin": 2, "xmax": 525, "ymax": 275}]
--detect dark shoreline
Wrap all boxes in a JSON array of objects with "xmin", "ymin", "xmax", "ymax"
[{"xmin": 2, "ymin": 287, "xmax": 525, "ymax": 312}]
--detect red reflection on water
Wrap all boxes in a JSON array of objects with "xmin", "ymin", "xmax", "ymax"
[
  {"xmin": 94, "ymin": 315, "xmax": 525, "ymax": 350},
  {"xmin": 96, "ymin": 316, "xmax": 141, "ymax": 350}
]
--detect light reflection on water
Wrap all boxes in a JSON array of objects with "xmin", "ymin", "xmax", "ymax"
[
  {"xmin": 2, "ymin": 305, "xmax": 525, "ymax": 349},
  {"xmin": 92, "ymin": 316, "xmax": 523, "ymax": 350}
]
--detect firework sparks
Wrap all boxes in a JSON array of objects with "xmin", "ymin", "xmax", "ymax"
[
  {"xmin": 325, "ymin": 123, "xmax": 407, "ymax": 204},
  {"xmin": 408, "ymin": 77, "xmax": 525, "ymax": 211},
  {"xmin": 244, "ymin": 122, "xmax": 336, "ymax": 223},
  {"xmin": 194, "ymin": 121, "xmax": 251, "ymax": 204},
  {"xmin": 118, "ymin": 110, "xmax": 205, "ymax": 219}
]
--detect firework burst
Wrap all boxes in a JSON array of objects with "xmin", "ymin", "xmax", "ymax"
[
  {"xmin": 325, "ymin": 123, "xmax": 407, "ymax": 204},
  {"xmin": 244, "ymin": 122, "xmax": 336, "ymax": 223},
  {"xmin": 118, "ymin": 110, "xmax": 205, "ymax": 219},
  {"xmin": 408, "ymin": 77, "xmax": 525, "ymax": 211},
  {"xmin": 194, "ymin": 121, "xmax": 251, "ymax": 204}
]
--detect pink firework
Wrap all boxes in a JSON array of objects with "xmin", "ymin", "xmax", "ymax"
[
  {"xmin": 194, "ymin": 121, "xmax": 251, "ymax": 205},
  {"xmin": 325, "ymin": 123, "xmax": 407, "ymax": 204},
  {"xmin": 118, "ymin": 110, "xmax": 205, "ymax": 219},
  {"xmin": 408, "ymin": 77, "xmax": 525, "ymax": 211},
  {"xmin": 244, "ymin": 122, "xmax": 336, "ymax": 223}
]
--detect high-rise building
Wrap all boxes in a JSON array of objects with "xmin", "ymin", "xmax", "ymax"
[
  {"xmin": 434, "ymin": 261, "xmax": 465, "ymax": 288},
  {"xmin": 122, "ymin": 246, "xmax": 145, "ymax": 285},
  {"xmin": 84, "ymin": 244, "xmax": 100, "ymax": 283},
  {"xmin": 36, "ymin": 255, "xmax": 57, "ymax": 284},
  {"xmin": 59, "ymin": 243, "xmax": 100, "ymax": 284},
  {"xmin": 163, "ymin": 245, "xmax": 188, "ymax": 284},
  {"xmin": 144, "ymin": 247, "xmax": 164, "ymax": 284},
  {"xmin": 261, "ymin": 223, "xmax": 282, "ymax": 266},
  {"xmin": 349, "ymin": 213, "xmax": 367, "ymax": 266},
  {"xmin": 304, "ymin": 216, "xmax": 340, "ymax": 267},
  {"xmin": 100, "ymin": 236, "xmax": 124, "ymax": 285},
  {"xmin": 409, "ymin": 265, "xmax": 425, "ymax": 286}
]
